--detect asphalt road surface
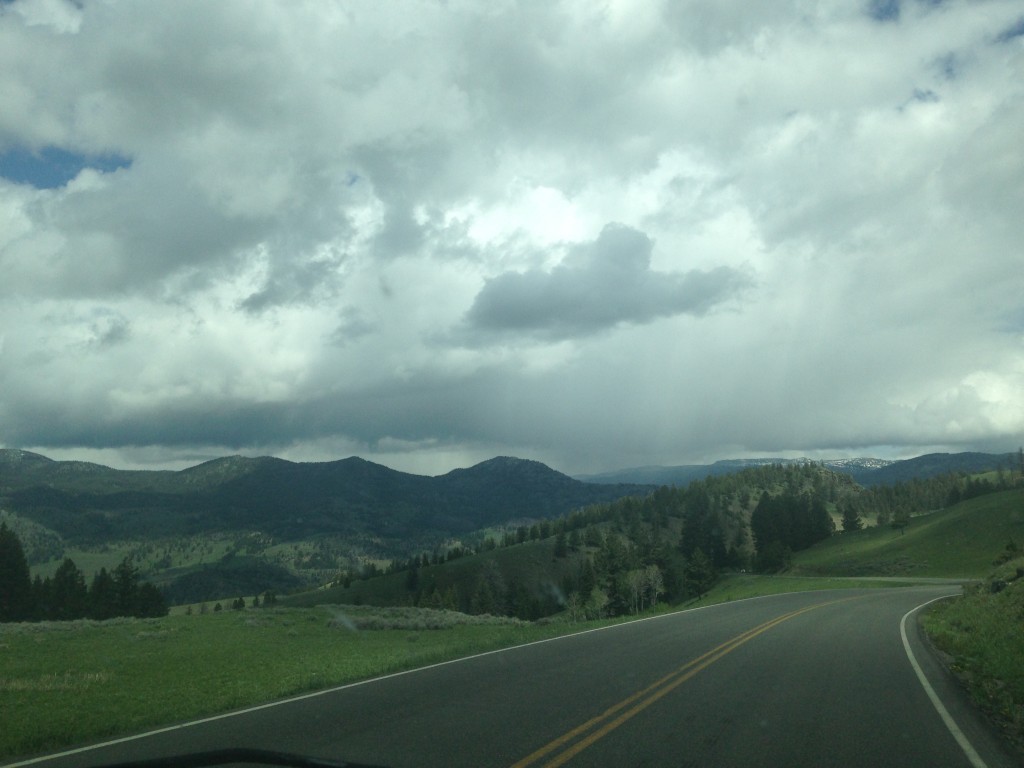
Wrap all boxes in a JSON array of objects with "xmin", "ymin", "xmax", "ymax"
[{"xmin": 8, "ymin": 587, "xmax": 1018, "ymax": 768}]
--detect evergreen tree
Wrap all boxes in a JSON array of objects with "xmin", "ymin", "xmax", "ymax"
[
  {"xmin": 470, "ymin": 561, "xmax": 507, "ymax": 615},
  {"xmin": 0, "ymin": 523, "xmax": 34, "ymax": 622},
  {"xmin": 840, "ymin": 501, "xmax": 863, "ymax": 533},
  {"xmin": 112, "ymin": 558, "xmax": 141, "ymax": 617},
  {"xmin": 683, "ymin": 548, "xmax": 716, "ymax": 598},
  {"xmin": 135, "ymin": 583, "xmax": 169, "ymax": 617},
  {"xmin": 51, "ymin": 558, "xmax": 88, "ymax": 620},
  {"xmin": 553, "ymin": 531, "xmax": 569, "ymax": 558},
  {"xmin": 88, "ymin": 568, "xmax": 118, "ymax": 619},
  {"xmin": 567, "ymin": 527, "xmax": 582, "ymax": 550},
  {"xmin": 405, "ymin": 566, "xmax": 420, "ymax": 592}
]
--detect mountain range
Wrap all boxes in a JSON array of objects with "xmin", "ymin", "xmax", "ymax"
[{"xmin": 0, "ymin": 450, "xmax": 649, "ymax": 548}]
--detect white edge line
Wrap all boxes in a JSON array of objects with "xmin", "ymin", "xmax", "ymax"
[
  {"xmin": 4, "ymin": 587, "xmax": 903, "ymax": 767},
  {"xmin": 900, "ymin": 595, "xmax": 989, "ymax": 768}
]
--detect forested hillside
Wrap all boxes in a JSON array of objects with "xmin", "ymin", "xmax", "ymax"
[{"xmin": 302, "ymin": 461, "xmax": 1023, "ymax": 621}]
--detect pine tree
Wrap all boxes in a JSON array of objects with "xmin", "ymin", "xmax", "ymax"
[
  {"xmin": 553, "ymin": 531, "xmax": 568, "ymax": 558},
  {"xmin": 88, "ymin": 568, "xmax": 118, "ymax": 619},
  {"xmin": 0, "ymin": 523, "xmax": 33, "ymax": 622},
  {"xmin": 135, "ymin": 583, "xmax": 168, "ymax": 617},
  {"xmin": 840, "ymin": 501, "xmax": 863, "ymax": 533},
  {"xmin": 51, "ymin": 558, "xmax": 88, "ymax": 620},
  {"xmin": 112, "ymin": 558, "xmax": 141, "ymax": 616},
  {"xmin": 684, "ymin": 548, "xmax": 716, "ymax": 598}
]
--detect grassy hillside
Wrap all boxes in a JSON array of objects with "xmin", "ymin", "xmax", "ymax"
[{"xmin": 792, "ymin": 489, "xmax": 1024, "ymax": 577}]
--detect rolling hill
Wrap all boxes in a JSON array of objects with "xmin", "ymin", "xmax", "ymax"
[{"xmin": 0, "ymin": 449, "xmax": 650, "ymax": 549}]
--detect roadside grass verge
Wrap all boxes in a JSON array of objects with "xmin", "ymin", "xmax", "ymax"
[
  {"xmin": 922, "ymin": 557, "xmax": 1024, "ymax": 755},
  {"xmin": 1, "ymin": 576, "xmax": 936, "ymax": 762}
]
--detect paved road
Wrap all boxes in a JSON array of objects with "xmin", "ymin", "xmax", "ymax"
[{"xmin": 9, "ymin": 587, "xmax": 1018, "ymax": 768}]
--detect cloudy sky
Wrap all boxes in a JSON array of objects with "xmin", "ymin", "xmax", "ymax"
[{"xmin": 1, "ymin": 0, "xmax": 1022, "ymax": 476}]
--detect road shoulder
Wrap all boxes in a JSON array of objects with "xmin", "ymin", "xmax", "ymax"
[{"xmin": 907, "ymin": 599, "xmax": 1022, "ymax": 768}]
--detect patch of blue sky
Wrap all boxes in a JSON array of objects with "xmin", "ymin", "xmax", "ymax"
[{"xmin": 0, "ymin": 145, "xmax": 132, "ymax": 189}]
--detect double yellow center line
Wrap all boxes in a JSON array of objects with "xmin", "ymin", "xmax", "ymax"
[{"xmin": 510, "ymin": 598, "xmax": 851, "ymax": 768}]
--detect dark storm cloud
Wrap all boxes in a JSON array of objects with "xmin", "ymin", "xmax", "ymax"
[
  {"xmin": 463, "ymin": 224, "xmax": 753, "ymax": 341},
  {"xmin": 0, "ymin": 369, "xmax": 513, "ymax": 452}
]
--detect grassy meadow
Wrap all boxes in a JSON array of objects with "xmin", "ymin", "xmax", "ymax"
[{"xmin": 792, "ymin": 489, "xmax": 1024, "ymax": 577}]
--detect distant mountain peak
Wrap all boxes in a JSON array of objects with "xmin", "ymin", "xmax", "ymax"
[
  {"xmin": 177, "ymin": 454, "xmax": 273, "ymax": 486},
  {"xmin": 476, "ymin": 456, "xmax": 551, "ymax": 470},
  {"xmin": 0, "ymin": 449, "xmax": 52, "ymax": 466},
  {"xmin": 443, "ymin": 456, "xmax": 569, "ymax": 481}
]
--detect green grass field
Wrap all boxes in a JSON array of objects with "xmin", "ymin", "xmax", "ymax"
[{"xmin": 792, "ymin": 489, "xmax": 1024, "ymax": 577}]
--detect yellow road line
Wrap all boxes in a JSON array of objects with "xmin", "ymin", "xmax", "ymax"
[{"xmin": 510, "ymin": 598, "xmax": 852, "ymax": 768}]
